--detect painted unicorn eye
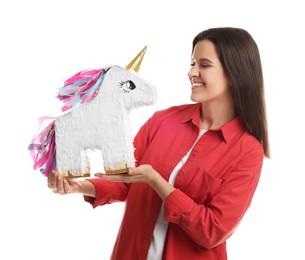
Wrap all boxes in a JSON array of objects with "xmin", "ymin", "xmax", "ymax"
[{"xmin": 119, "ymin": 80, "xmax": 136, "ymax": 93}]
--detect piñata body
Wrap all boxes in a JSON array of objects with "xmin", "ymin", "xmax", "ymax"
[
  {"xmin": 55, "ymin": 66, "xmax": 157, "ymax": 178},
  {"xmin": 28, "ymin": 46, "xmax": 157, "ymax": 178}
]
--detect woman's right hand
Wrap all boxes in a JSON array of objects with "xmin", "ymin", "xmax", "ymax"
[{"xmin": 48, "ymin": 171, "xmax": 81, "ymax": 195}]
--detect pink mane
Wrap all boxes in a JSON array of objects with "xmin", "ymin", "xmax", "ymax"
[{"xmin": 57, "ymin": 67, "xmax": 108, "ymax": 112}]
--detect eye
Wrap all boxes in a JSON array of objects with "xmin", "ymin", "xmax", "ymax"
[
  {"xmin": 190, "ymin": 61, "xmax": 210, "ymax": 68},
  {"xmin": 119, "ymin": 80, "xmax": 136, "ymax": 93},
  {"xmin": 199, "ymin": 64, "xmax": 210, "ymax": 68},
  {"xmin": 190, "ymin": 58, "xmax": 211, "ymax": 68},
  {"xmin": 127, "ymin": 81, "xmax": 136, "ymax": 90}
]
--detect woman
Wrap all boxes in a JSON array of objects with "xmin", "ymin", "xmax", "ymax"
[{"xmin": 48, "ymin": 27, "xmax": 270, "ymax": 259}]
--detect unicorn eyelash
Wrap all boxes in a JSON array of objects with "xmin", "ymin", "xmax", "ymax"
[{"xmin": 119, "ymin": 81, "xmax": 127, "ymax": 87}]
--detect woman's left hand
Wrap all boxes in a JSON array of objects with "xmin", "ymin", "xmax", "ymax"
[
  {"xmin": 95, "ymin": 164, "xmax": 175, "ymax": 200},
  {"xmin": 95, "ymin": 164, "xmax": 176, "ymax": 200}
]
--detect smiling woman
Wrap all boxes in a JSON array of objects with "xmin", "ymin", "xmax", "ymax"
[
  {"xmin": 189, "ymin": 28, "xmax": 270, "ymax": 159},
  {"xmin": 47, "ymin": 27, "xmax": 270, "ymax": 260}
]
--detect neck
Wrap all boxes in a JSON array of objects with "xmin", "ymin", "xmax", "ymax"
[{"xmin": 200, "ymin": 98, "xmax": 235, "ymax": 130}]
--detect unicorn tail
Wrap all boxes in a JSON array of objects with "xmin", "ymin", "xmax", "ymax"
[{"xmin": 28, "ymin": 117, "xmax": 56, "ymax": 177}]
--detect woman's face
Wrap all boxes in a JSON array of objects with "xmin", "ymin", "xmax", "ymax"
[{"xmin": 188, "ymin": 40, "xmax": 231, "ymax": 105}]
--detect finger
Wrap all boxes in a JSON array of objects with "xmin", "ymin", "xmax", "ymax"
[
  {"xmin": 49, "ymin": 171, "xmax": 61, "ymax": 192},
  {"xmin": 94, "ymin": 173, "xmax": 117, "ymax": 180},
  {"xmin": 56, "ymin": 175, "xmax": 66, "ymax": 194},
  {"xmin": 128, "ymin": 168, "xmax": 136, "ymax": 175},
  {"xmin": 48, "ymin": 171, "xmax": 57, "ymax": 189},
  {"xmin": 127, "ymin": 167, "xmax": 144, "ymax": 176},
  {"xmin": 95, "ymin": 173, "xmax": 128, "ymax": 182},
  {"xmin": 63, "ymin": 179, "xmax": 71, "ymax": 193}
]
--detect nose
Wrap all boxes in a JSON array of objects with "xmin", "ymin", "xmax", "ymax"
[{"xmin": 188, "ymin": 65, "xmax": 199, "ymax": 79}]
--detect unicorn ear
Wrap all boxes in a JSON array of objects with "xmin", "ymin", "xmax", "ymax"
[{"xmin": 125, "ymin": 46, "xmax": 147, "ymax": 73}]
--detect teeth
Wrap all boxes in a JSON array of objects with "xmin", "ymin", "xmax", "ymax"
[{"xmin": 192, "ymin": 83, "xmax": 206, "ymax": 87}]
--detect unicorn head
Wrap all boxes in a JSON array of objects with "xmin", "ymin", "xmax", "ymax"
[
  {"xmin": 29, "ymin": 47, "xmax": 157, "ymax": 178},
  {"xmin": 97, "ymin": 65, "xmax": 156, "ymax": 109}
]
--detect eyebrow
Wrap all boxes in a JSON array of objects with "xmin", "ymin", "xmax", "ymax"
[{"xmin": 192, "ymin": 58, "xmax": 214, "ymax": 64}]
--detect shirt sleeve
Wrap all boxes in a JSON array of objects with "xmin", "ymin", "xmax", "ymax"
[
  {"xmin": 163, "ymin": 143, "xmax": 264, "ymax": 249},
  {"xmin": 84, "ymin": 178, "xmax": 130, "ymax": 208}
]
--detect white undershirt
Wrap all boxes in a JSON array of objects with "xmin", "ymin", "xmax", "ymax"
[{"xmin": 147, "ymin": 129, "xmax": 206, "ymax": 259}]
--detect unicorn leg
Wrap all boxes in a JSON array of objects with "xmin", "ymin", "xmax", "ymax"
[{"xmin": 55, "ymin": 115, "xmax": 90, "ymax": 178}]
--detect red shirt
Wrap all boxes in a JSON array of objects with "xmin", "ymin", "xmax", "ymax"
[{"xmin": 84, "ymin": 103, "xmax": 264, "ymax": 260}]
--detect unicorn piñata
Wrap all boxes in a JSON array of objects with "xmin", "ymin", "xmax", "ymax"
[{"xmin": 28, "ymin": 46, "xmax": 157, "ymax": 178}]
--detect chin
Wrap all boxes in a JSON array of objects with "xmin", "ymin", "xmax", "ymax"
[{"xmin": 190, "ymin": 95, "xmax": 202, "ymax": 103}]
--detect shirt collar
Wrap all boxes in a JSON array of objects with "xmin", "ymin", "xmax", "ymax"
[
  {"xmin": 181, "ymin": 103, "xmax": 245, "ymax": 143},
  {"xmin": 219, "ymin": 116, "xmax": 244, "ymax": 142}
]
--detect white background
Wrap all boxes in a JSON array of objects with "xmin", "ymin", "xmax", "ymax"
[{"xmin": 1, "ymin": 0, "xmax": 304, "ymax": 259}]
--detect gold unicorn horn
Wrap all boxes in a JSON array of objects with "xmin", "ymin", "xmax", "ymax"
[{"xmin": 125, "ymin": 46, "xmax": 147, "ymax": 73}]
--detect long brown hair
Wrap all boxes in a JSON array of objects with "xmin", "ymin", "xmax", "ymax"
[{"xmin": 193, "ymin": 27, "xmax": 270, "ymax": 158}]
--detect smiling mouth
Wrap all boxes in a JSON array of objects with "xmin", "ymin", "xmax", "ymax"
[{"xmin": 192, "ymin": 82, "xmax": 206, "ymax": 88}]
